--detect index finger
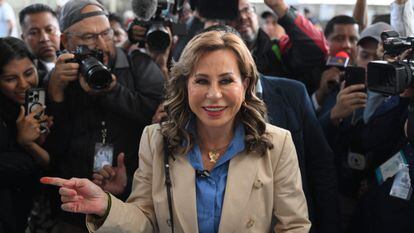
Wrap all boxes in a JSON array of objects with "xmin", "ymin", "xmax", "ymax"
[
  {"xmin": 40, "ymin": 177, "xmax": 70, "ymax": 187},
  {"xmin": 57, "ymin": 53, "xmax": 75, "ymax": 64}
]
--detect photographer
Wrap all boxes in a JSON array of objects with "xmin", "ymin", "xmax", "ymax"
[
  {"xmin": 127, "ymin": 13, "xmax": 176, "ymax": 80},
  {"xmin": 312, "ymin": 15, "xmax": 360, "ymax": 111},
  {"xmin": 347, "ymin": 59, "xmax": 414, "ymax": 233},
  {"xmin": 319, "ymin": 22, "xmax": 414, "ymax": 232},
  {"xmin": 318, "ymin": 23, "xmax": 394, "ymax": 132},
  {"xmin": 0, "ymin": 37, "xmax": 52, "ymax": 233},
  {"xmin": 45, "ymin": 0, "xmax": 164, "ymax": 232}
]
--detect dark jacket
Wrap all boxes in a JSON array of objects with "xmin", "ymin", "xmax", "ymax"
[
  {"xmin": 348, "ymin": 144, "xmax": 414, "ymax": 233},
  {"xmin": 36, "ymin": 60, "xmax": 50, "ymax": 86},
  {"xmin": 260, "ymin": 75, "xmax": 340, "ymax": 233},
  {"xmin": 46, "ymin": 48, "xmax": 165, "ymax": 228},
  {"xmin": 254, "ymin": 8, "xmax": 328, "ymax": 94},
  {"xmin": 0, "ymin": 98, "xmax": 39, "ymax": 233},
  {"xmin": 319, "ymin": 93, "xmax": 409, "ymax": 198}
]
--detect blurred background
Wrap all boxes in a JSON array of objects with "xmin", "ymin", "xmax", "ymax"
[{"xmin": 10, "ymin": 0, "xmax": 410, "ymax": 21}]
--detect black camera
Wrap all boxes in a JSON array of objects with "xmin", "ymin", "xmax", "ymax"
[
  {"xmin": 68, "ymin": 45, "xmax": 112, "ymax": 90},
  {"xmin": 128, "ymin": 0, "xmax": 238, "ymax": 52},
  {"xmin": 367, "ymin": 31, "xmax": 414, "ymax": 95},
  {"xmin": 382, "ymin": 30, "xmax": 414, "ymax": 56},
  {"xmin": 128, "ymin": 0, "xmax": 186, "ymax": 52}
]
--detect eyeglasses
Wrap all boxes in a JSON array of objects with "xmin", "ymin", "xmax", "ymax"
[
  {"xmin": 65, "ymin": 28, "xmax": 114, "ymax": 45},
  {"xmin": 239, "ymin": 6, "xmax": 255, "ymax": 16}
]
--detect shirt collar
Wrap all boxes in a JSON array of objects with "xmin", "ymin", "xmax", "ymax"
[{"xmin": 186, "ymin": 119, "xmax": 245, "ymax": 170}]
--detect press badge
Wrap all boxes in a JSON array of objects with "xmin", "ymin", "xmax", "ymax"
[
  {"xmin": 390, "ymin": 165, "xmax": 412, "ymax": 201},
  {"xmin": 93, "ymin": 121, "xmax": 113, "ymax": 172},
  {"xmin": 348, "ymin": 152, "xmax": 366, "ymax": 170},
  {"xmin": 93, "ymin": 143, "xmax": 114, "ymax": 172},
  {"xmin": 376, "ymin": 150, "xmax": 408, "ymax": 184}
]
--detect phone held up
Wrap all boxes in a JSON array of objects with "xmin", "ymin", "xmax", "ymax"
[
  {"xmin": 25, "ymin": 88, "xmax": 47, "ymax": 133},
  {"xmin": 344, "ymin": 66, "xmax": 366, "ymax": 91}
]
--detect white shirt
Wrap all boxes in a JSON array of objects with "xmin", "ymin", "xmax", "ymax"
[
  {"xmin": 390, "ymin": 0, "xmax": 414, "ymax": 37},
  {"xmin": 40, "ymin": 60, "xmax": 56, "ymax": 72},
  {"xmin": 0, "ymin": 1, "xmax": 17, "ymax": 37}
]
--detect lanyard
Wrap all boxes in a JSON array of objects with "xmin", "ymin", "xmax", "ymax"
[{"xmin": 101, "ymin": 121, "xmax": 107, "ymax": 144}]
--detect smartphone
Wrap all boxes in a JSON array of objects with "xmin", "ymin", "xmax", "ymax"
[
  {"xmin": 344, "ymin": 66, "xmax": 366, "ymax": 89},
  {"xmin": 25, "ymin": 88, "xmax": 47, "ymax": 133}
]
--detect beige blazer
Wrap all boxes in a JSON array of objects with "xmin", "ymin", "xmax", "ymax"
[{"xmin": 87, "ymin": 123, "xmax": 311, "ymax": 233}]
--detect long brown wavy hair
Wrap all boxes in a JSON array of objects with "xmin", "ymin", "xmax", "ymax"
[{"xmin": 162, "ymin": 30, "xmax": 273, "ymax": 156}]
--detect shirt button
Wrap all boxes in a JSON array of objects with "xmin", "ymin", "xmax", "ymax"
[
  {"xmin": 254, "ymin": 179, "xmax": 263, "ymax": 189},
  {"xmin": 246, "ymin": 218, "xmax": 255, "ymax": 228}
]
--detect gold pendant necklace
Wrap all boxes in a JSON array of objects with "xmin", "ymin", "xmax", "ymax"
[
  {"xmin": 208, "ymin": 150, "xmax": 220, "ymax": 163},
  {"xmin": 206, "ymin": 143, "xmax": 230, "ymax": 163}
]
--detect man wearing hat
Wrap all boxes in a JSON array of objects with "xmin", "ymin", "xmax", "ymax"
[
  {"xmin": 45, "ymin": 1, "xmax": 164, "ymax": 232},
  {"xmin": 317, "ymin": 22, "xmax": 414, "ymax": 231},
  {"xmin": 356, "ymin": 22, "xmax": 392, "ymax": 71},
  {"xmin": 317, "ymin": 23, "xmax": 392, "ymax": 130}
]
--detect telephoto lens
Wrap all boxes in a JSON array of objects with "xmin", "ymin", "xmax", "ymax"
[
  {"xmin": 79, "ymin": 56, "xmax": 112, "ymax": 90},
  {"xmin": 72, "ymin": 45, "xmax": 112, "ymax": 90}
]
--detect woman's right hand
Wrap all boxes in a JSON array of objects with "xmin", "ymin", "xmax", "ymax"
[{"xmin": 40, "ymin": 177, "xmax": 109, "ymax": 217}]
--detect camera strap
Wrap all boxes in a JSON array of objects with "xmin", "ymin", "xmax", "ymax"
[{"xmin": 163, "ymin": 136, "xmax": 174, "ymax": 233}]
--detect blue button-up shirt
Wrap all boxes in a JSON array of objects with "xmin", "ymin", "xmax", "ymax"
[{"xmin": 187, "ymin": 123, "xmax": 245, "ymax": 233}]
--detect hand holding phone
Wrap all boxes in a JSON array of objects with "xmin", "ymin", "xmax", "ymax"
[
  {"xmin": 25, "ymin": 88, "xmax": 47, "ymax": 133},
  {"xmin": 344, "ymin": 66, "xmax": 366, "ymax": 90}
]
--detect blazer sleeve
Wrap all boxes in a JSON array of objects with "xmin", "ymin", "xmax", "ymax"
[
  {"xmin": 273, "ymin": 130, "xmax": 311, "ymax": 233},
  {"xmin": 86, "ymin": 126, "xmax": 157, "ymax": 233}
]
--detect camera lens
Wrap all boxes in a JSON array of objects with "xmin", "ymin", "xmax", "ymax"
[
  {"xmin": 147, "ymin": 23, "xmax": 170, "ymax": 52},
  {"xmin": 80, "ymin": 57, "xmax": 112, "ymax": 90},
  {"xmin": 86, "ymin": 66, "xmax": 112, "ymax": 90}
]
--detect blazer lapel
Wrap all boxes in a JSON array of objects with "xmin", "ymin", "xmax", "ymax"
[
  {"xmin": 218, "ymin": 151, "xmax": 260, "ymax": 233},
  {"xmin": 170, "ymin": 154, "xmax": 199, "ymax": 233}
]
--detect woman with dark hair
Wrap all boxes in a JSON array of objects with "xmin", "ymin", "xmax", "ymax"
[
  {"xmin": 0, "ymin": 37, "xmax": 52, "ymax": 233},
  {"xmin": 42, "ymin": 31, "xmax": 310, "ymax": 233}
]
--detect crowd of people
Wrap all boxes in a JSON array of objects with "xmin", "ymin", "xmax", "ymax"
[{"xmin": 1, "ymin": 0, "xmax": 414, "ymax": 233}]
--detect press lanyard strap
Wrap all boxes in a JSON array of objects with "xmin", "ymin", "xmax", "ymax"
[{"xmin": 101, "ymin": 121, "xmax": 107, "ymax": 144}]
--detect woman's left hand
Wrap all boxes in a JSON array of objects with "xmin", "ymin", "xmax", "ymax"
[{"xmin": 16, "ymin": 106, "xmax": 44, "ymax": 146}]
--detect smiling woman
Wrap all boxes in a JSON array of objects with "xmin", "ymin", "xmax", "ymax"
[
  {"xmin": 41, "ymin": 30, "xmax": 310, "ymax": 233},
  {"xmin": 0, "ymin": 37, "xmax": 52, "ymax": 233},
  {"xmin": 0, "ymin": 55, "xmax": 38, "ymax": 104}
]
